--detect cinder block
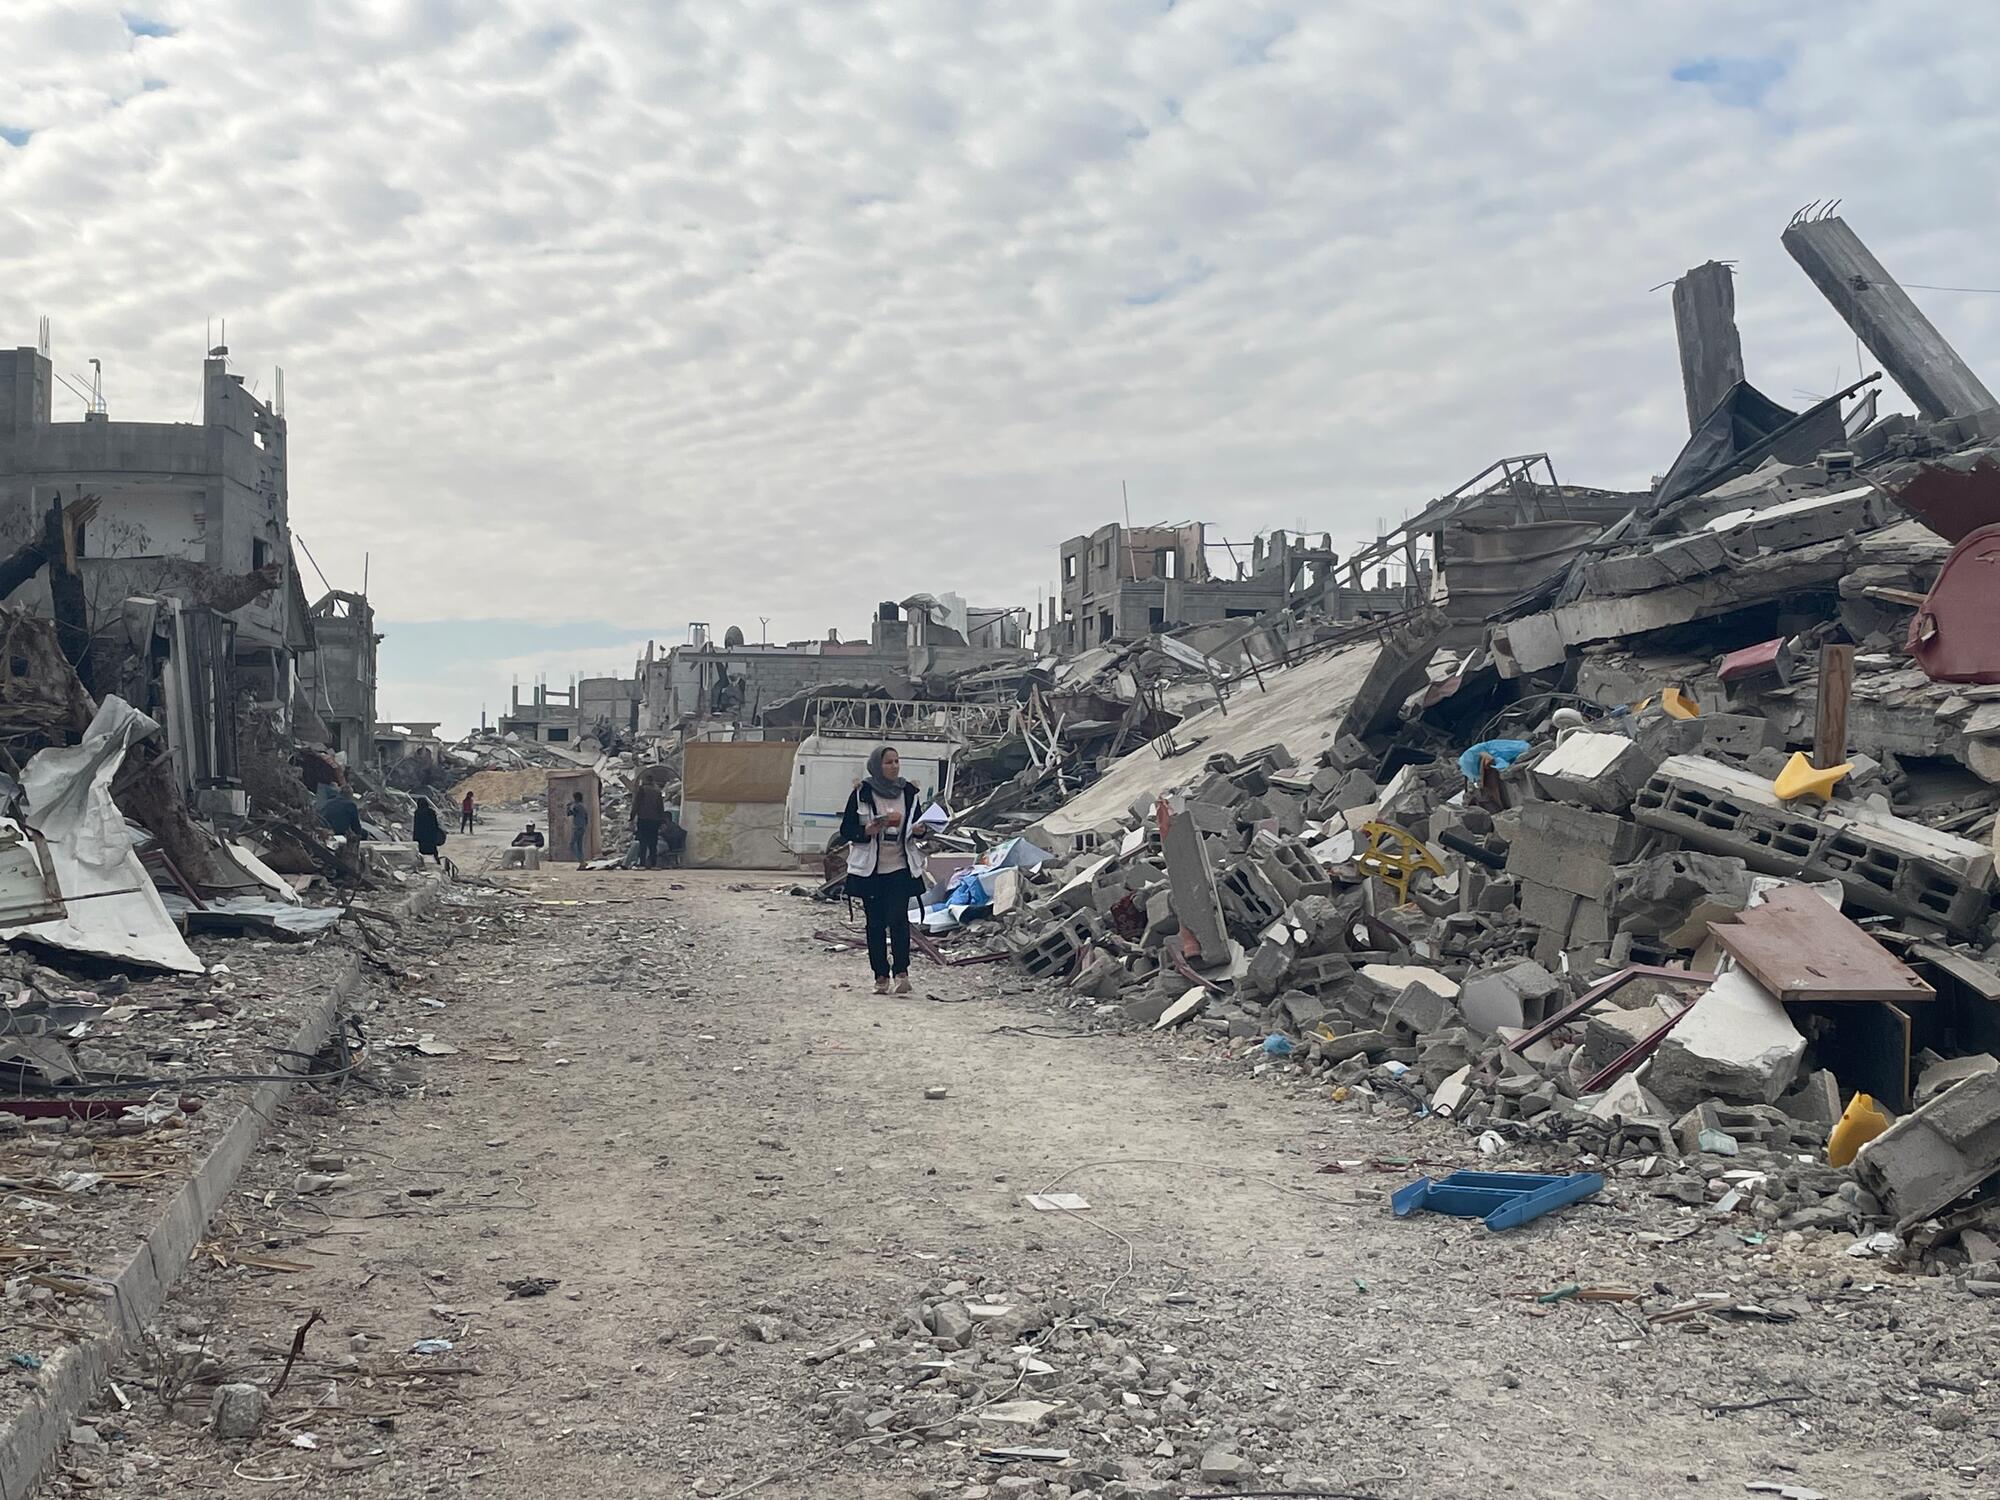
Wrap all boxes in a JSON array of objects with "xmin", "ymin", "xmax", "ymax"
[
  {"xmin": 1507, "ymin": 799, "xmax": 1648, "ymax": 901},
  {"xmin": 1531, "ymin": 732, "xmax": 1661, "ymax": 812},
  {"xmin": 1458, "ymin": 958, "xmax": 1564, "ymax": 1034},
  {"xmin": 1634, "ymin": 753, "xmax": 1995, "ymax": 935},
  {"xmin": 1854, "ymin": 1068, "xmax": 2000, "ymax": 1227}
]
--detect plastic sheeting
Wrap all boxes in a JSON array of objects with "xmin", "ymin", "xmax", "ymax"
[
  {"xmin": 1655, "ymin": 381, "xmax": 1848, "ymax": 505},
  {"xmin": 0, "ymin": 696, "xmax": 203, "ymax": 973}
]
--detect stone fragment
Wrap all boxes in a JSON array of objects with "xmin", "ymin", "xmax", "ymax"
[
  {"xmin": 926, "ymin": 1301, "xmax": 976, "ymax": 1349},
  {"xmin": 1198, "ymin": 1447, "xmax": 1254, "ymax": 1484},
  {"xmin": 1646, "ymin": 969, "xmax": 1803, "ymax": 1111},
  {"xmin": 1915, "ymin": 1053, "xmax": 1999, "ymax": 1107},
  {"xmin": 209, "ymin": 1383, "xmax": 269, "ymax": 1441}
]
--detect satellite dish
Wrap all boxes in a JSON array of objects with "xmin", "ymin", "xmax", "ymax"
[{"xmin": 723, "ymin": 625, "xmax": 746, "ymax": 648}]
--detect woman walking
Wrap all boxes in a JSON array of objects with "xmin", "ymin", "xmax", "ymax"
[
  {"xmin": 413, "ymin": 795, "xmax": 447, "ymax": 866},
  {"xmin": 838, "ymin": 746, "xmax": 926, "ymax": 995}
]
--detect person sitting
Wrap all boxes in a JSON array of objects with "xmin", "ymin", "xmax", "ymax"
[{"xmin": 511, "ymin": 822, "xmax": 546, "ymax": 848}]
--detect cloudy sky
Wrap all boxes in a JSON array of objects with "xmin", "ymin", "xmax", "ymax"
[{"xmin": 4, "ymin": 2, "xmax": 1998, "ymax": 735}]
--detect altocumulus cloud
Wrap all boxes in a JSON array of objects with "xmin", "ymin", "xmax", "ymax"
[{"xmin": 2, "ymin": 0, "xmax": 1999, "ymax": 731}]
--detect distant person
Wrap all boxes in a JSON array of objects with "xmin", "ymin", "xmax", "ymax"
[
  {"xmin": 317, "ymin": 781, "xmax": 365, "ymax": 841},
  {"xmin": 837, "ymin": 745, "xmax": 927, "ymax": 995},
  {"xmin": 632, "ymin": 777, "xmax": 666, "ymax": 868},
  {"xmin": 413, "ymin": 796, "xmax": 446, "ymax": 865},
  {"xmin": 460, "ymin": 789, "xmax": 476, "ymax": 833},
  {"xmin": 567, "ymin": 790, "xmax": 590, "ymax": 865},
  {"xmin": 512, "ymin": 822, "xmax": 545, "ymax": 848}
]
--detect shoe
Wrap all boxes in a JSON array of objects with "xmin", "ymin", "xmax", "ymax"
[
  {"xmin": 892, "ymin": 976, "xmax": 912, "ymax": 995},
  {"xmin": 873, "ymin": 977, "xmax": 890, "ymax": 995}
]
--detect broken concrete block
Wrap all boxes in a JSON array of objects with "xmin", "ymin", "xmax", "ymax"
[
  {"xmin": 1276, "ymin": 990, "xmax": 1335, "ymax": 1033},
  {"xmin": 1384, "ymin": 981, "xmax": 1462, "ymax": 1043},
  {"xmin": 1916, "ymin": 1053, "xmax": 2000, "ymax": 1107},
  {"xmin": 1634, "ymin": 753, "xmax": 1997, "ymax": 935},
  {"xmin": 1430, "ymin": 1063, "xmax": 1474, "ymax": 1119},
  {"xmin": 1241, "ymin": 934, "xmax": 1297, "ymax": 1000},
  {"xmin": 1458, "ymin": 959, "xmax": 1564, "ymax": 1035},
  {"xmin": 1507, "ymin": 798, "xmax": 1648, "ymax": 901},
  {"xmin": 1218, "ymin": 859, "xmax": 1286, "ymax": 931},
  {"xmin": 1531, "ymin": 731, "xmax": 1662, "ymax": 812},
  {"xmin": 1646, "ymin": 969, "xmax": 1804, "ymax": 1112},
  {"xmin": 1580, "ymin": 1002, "xmax": 1671, "ymax": 1074},
  {"xmin": 1673, "ymin": 1100, "xmax": 1809, "ymax": 1155},
  {"xmin": 1699, "ymin": 711, "xmax": 1784, "ymax": 758},
  {"xmin": 1326, "ymin": 732, "xmax": 1373, "ymax": 772},
  {"xmin": 210, "ymin": 1383, "xmax": 269, "ymax": 1441},
  {"xmin": 1358, "ymin": 963, "xmax": 1458, "ymax": 1000},
  {"xmin": 1854, "ymin": 1068, "xmax": 2000, "ymax": 1228},
  {"xmin": 1780, "ymin": 1068, "xmax": 1843, "ymax": 1133},
  {"xmin": 1588, "ymin": 1073, "xmax": 1668, "ymax": 1124},
  {"xmin": 1162, "ymin": 799, "xmax": 1230, "ymax": 965},
  {"xmin": 1319, "ymin": 1028, "xmax": 1394, "ymax": 1063},
  {"xmin": 1611, "ymin": 851, "xmax": 1754, "ymax": 937},
  {"xmin": 1961, "ymin": 1228, "xmax": 2000, "ymax": 1267}
]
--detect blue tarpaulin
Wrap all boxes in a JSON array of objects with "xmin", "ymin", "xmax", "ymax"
[{"xmin": 1458, "ymin": 739, "xmax": 1531, "ymax": 782}]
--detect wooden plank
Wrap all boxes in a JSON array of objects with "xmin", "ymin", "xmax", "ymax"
[
  {"xmin": 1814, "ymin": 643, "xmax": 1855, "ymax": 769},
  {"xmin": 1708, "ymin": 884, "xmax": 1934, "ymax": 1003}
]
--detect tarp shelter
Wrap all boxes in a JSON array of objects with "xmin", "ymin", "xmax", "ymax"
[
  {"xmin": 0, "ymin": 696, "xmax": 202, "ymax": 973},
  {"xmin": 682, "ymin": 740, "xmax": 800, "ymax": 868},
  {"xmin": 546, "ymin": 768, "xmax": 602, "ymax": 862}
]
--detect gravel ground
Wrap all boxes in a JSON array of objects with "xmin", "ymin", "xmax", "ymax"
[{"xmin": 17, "ymin": 856, "xmax": 1999, "ymax": 1500}]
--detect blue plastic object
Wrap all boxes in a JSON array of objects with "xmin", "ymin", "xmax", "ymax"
[
  {"xmin": 1457, "ymin": 738, "xmax": 1531, "ymax": 783},
  {"xmin": 1261, "ymin": 1033, "xmax": 1294, "ymax": 1058},
  {"xmin": 1391, "ymin": 1169, "xmax": 1603, "ymax": 1231}
]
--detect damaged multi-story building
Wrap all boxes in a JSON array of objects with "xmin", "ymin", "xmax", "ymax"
[
  {"xmin": 0, "ymin": 338, "xmax": 323, "ymax": 799},
  {"xmin": 1048, "ymin": 521, "xmax": 1414, "ymax": 652},
  {"xmin": 637, "ymin": 596, "xmax": 1032, "ymax": 733},
  {"xmin": 296, "ymin": 589, "xmax": 379, "ymax": 767}
]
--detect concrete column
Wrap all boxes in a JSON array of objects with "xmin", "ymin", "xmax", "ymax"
[
  {"xmin": 1671, "ymin": 261, "xmax": 1746, "ymax": 430},
  {"xmin": 1782, "ymin": 214, "xmax": 1996, "ymax": 422}
]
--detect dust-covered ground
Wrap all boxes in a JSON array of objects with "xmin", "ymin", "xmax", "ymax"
[{"xmin": 23, "ymin": 857, "xmax": 1996, "ymax": 1500}]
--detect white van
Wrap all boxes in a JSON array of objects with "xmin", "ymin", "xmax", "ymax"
[{"xmin": 783, "ymin": 733, "xmax": 957, "ymax": 855}]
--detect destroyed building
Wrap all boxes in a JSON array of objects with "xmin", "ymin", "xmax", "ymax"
[
  {"xmin": 0, "ymin": 343, "xmax": 303, "ymax": 688},
  {"xmin": 296, "ymin": 589, "xmax": 379, "ymax": 767},
  {"xmin": 639, "ymin": 599, "xmax": 1032, "ymax": 733},
  {"xmin": 498, "ymin": 677, "xmax": 583, "ymax": 743},
  {"xmin": 1050, "ymin": 520, "xmax": 1415, "ymax": 652},
  {"xmin": 1053, "ymin": 522, "xmax": 1278, "ymax": 649},
  {"xmin": 906, "ymin": 208, "xmax": 2000, "ymax": 1272}
]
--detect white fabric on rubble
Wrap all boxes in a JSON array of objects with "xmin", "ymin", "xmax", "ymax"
[{"xmin": 0, "ymin": 695, "xmax": 203, "ymax": 973}]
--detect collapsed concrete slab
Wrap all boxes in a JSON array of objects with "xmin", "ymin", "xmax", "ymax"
[
  {"xmin": 1645, "ymin": 968, "xmax": 1804, "ymax": 1112},
  {"xmin": 1854, "ymin": 1067, "xmax": 2000, "ymax": 1228}
]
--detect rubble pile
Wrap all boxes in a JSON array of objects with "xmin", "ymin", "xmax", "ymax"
[{"xmin": 935, "ymin": 233, "xmax": 2000, "ymax": 1277}]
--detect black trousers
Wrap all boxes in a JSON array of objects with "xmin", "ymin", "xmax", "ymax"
[
  {"xmin": 859, "ymin": 883, "xmax": 912, "ymax": 979},
  {"xmin": 636, "ymin": 819, "xmax": 660, "ymax": 867},
  {"xmin": 460, "ymin": 811, "xmax": 473, "ymax": 832}
]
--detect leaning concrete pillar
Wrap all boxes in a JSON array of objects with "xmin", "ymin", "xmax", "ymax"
[
  {"xmin": 1782, "ymin": 211, "xmax": 1996, "ymax": 422},
  {"xmin": 1672, "ymin": 260, "xmax": 1746, "ymax": 430}
]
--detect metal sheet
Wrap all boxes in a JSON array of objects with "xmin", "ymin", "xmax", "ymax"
[
  {"xmin": 1708, "ymin": 883, "xmax": 1933, "ymax": 1003},
  {"xmin": 1882, "ymin": 450, "xmax": 2000, "ymax": 543},
  {"xmin": 1908, "ymin": 522, "xmax": 2000, "ymax": 685}
]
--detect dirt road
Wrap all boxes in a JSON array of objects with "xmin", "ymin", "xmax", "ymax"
[{"xmin": 27, "ymin": 864, "xmax": 1990, "ymax": 1499}]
